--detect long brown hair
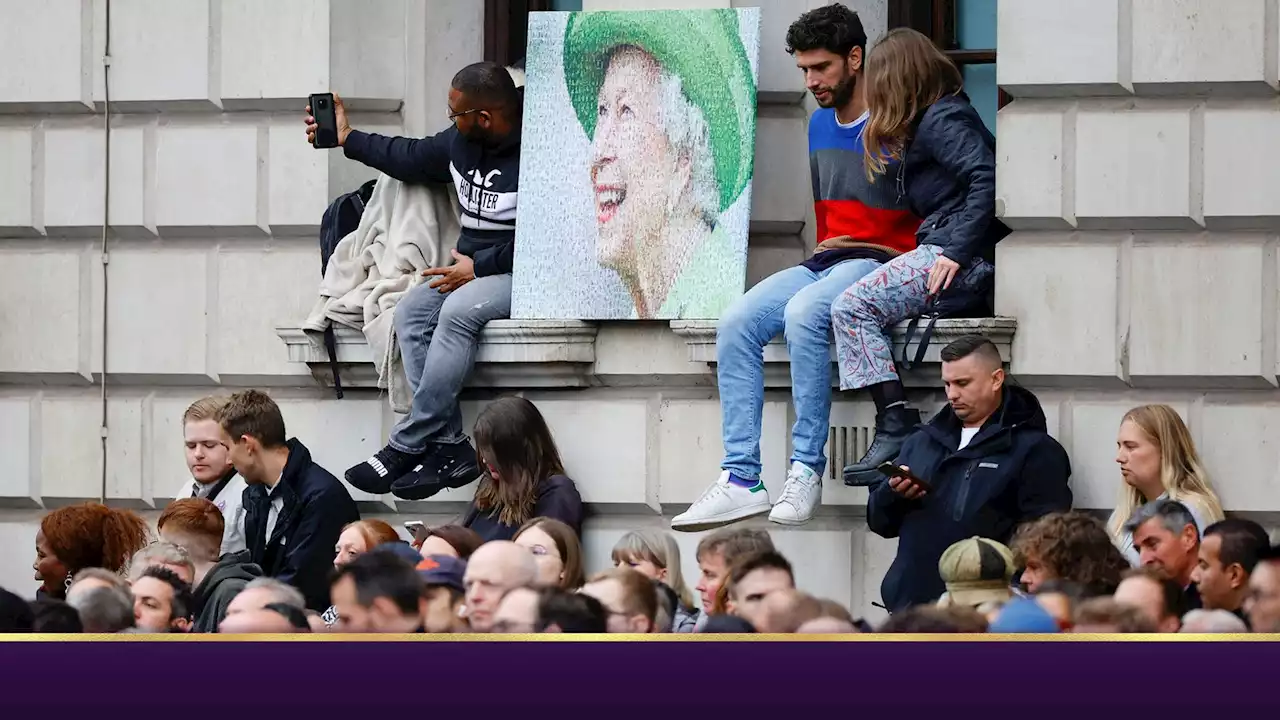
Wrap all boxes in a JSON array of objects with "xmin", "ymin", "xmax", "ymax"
[
  {"xmin": 862, "ymin": 27, "xmax": 963, "ymax": 180},
  {"xmin": 471, "ymin": 397, "xmax": 566, "ymax": 528}
]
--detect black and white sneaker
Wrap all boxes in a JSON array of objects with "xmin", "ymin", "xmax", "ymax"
[
  {"xmin": 390, "ymin": 440, "xmax": 483, "ymax": 501},
  {"xmin": 345, "ymin": 445, "xmax": 422, "ymax": 495}
]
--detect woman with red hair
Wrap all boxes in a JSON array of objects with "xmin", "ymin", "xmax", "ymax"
[{"xmin": 34, "ymin": 503, "xmax": 150, "ymax": 599}]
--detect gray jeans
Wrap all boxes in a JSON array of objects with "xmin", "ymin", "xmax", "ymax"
[{"xmin": 388, "ymin": 273, "xmax": 512, "ymax": 453}]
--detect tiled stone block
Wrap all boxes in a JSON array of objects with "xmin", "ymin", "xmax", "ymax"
[
  {"xmin": 657, "ymin": 397, "xmax": 788, "ymax": 505},
  {"xmin": 0, "ymin": 398, "xmax": 35, "ymax": 505},
  {"xmin": 95, "ymin": 0, "xmax": 219, "ymax": 110},
  {"xmin": 1129, "ymin": 241, "xmax": 1273, "ymax": 387},
  {"xmin": 39, "ymin": 395, "xmax": 145, "ymax": 502},
  {"xmin": 0, "ymin": 251, "xmax": 88, "ymax": 380},
  {"xmin": 0, "ymin": 126, "xmax": 37, "ymax": 235},
  {"xmin": 1132, "ymin": 0, "xmax": 1277, "ymax": 95},
  {"xmin": 213, "ymin": 246, "xmax": 319, "ymax": 383},
  {"xmin": 1074, "ymin": 107, "xmax": 1197, "ymax": 229},
  {"xmin": 329, "ymin": 0, "xmax": 407, "ymax": 110},
  {"xmin": 996, "ymin": 106, "xmax": 1073, "ymax": 229},
  {"xmin": 269, "ymin": 121, "xmax": 329, "ymax": 234},
  {"xmin": 41, "ymin": 124, "xmax": 148, "ymax": 235},
  {"xmin": 220, "ymin": 0, "xmax": 329, "ymax": 110},
  {"xmin": 994, "ymin": 239, "xmax": 1123, "ymax": 384},
  {"xmin": 0, "ymin": 0, "xmax": 93, "ymax": 111},
  {"xmin": 149, "ymin": 395, "xmax": 205, "ymax": 502},
  {"xmin": 998, "ymin": 0, "xmax": 1131, "ymax": 96},
  {"xmin": 1203, "ymin": 106, "xmax": 1280, "ymax": 230},
  {"xmin": 541, "ymin": 398, "xmax": 651, "ymax": 507},
  {"xmin": 154, "ymin": 125, "xmax": 262, "ymax": 235},
  {"xmin": 98, "ymin": 250, "xmax": 210, "ymax": 380},
  {"xmin": 1198, "ymin": 403, "xmax": 1280, "ymax": 511},
  {"xmin": 1068, "ymin": 401, "xmax": 1191, "ymax": 510},
  {"xmin": 276, "ymin": 395, "xmax": 386, "ymax": 505},
  {"xmin": 0, "ymin": 519, "xmax": 44, "ymax": 598},
  {"xmin": 750, "ymin": 115, "xmax": 810, "ymax": 228}
]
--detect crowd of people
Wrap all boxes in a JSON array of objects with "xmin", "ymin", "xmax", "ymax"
[{"xmin": 2, "ymin": 5, "xmax": 1275, "ymax": 636}]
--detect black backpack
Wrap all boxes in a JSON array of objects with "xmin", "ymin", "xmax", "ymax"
[
  {"xmin": 317, "ymin": 179, "xmax": 377, "ymax": 398},
  {"xmin": 897, "ymin": 255, "xmax": 996, "ymax": 372}
]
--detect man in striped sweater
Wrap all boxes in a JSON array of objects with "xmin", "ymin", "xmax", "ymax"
[{"xmin": 674, "ymin": 4, "xmax": 920, "ymax": 532}]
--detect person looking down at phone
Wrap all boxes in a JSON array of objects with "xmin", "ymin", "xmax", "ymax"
[
  {"xmin": 868, "ymin": 335, "xmax": 1072, "ymax": 613},
  {"xmin": 304, "ymin": 62, "xmax": 523, "ymax": 502}
]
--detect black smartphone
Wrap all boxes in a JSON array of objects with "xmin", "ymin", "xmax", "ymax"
[
  {"xmin": 876, "ymin": 461, "xmax": 932, "ymax": 492},
  {"xmin": 309, "ymin": 92, "xmax": 339, "ymax": 149}
]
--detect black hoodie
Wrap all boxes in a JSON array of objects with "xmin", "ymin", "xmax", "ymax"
[
  {"xmin": 868, "ymin": 385, "xmax": 1073, "ymax": 612},
  {"xmin": 191, "ymin": 550, "xmax": 263, "ymax": 633}
]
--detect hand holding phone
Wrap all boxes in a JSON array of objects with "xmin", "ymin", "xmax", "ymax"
[
  {"xmin": 877, "ymin": 462, "xmax": 931, "ymax": 498},
  {"xmin": 306, "ymin": 92, "xmax": 347, "ymax": 148}
]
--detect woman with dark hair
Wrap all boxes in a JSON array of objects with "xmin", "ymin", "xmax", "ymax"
[
  {"xmin": 34, "ymin": 503, "xmax": 151, "ymax": 600},
  {"xmin": 462, "ymin": 397, "xmax": 583, "ymax": 542},
  {"xmin": 413, "ymin": 524, "xmax": 483, "ymax": 560},
  {"xmin": 514, "ymin": 517, "xmax": 585, "ymax": 590}
]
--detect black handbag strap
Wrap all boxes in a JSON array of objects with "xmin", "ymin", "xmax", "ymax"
[
  {"xmin": 899, "ymin": 299, "xmax": 941, "ymax": 372},
  {"xmin": 323, "ymin": 326, "xmax": 344, "ymax": 399}
]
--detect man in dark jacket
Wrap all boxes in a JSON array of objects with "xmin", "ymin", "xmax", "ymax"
[
  {"xmin": 869, "ymin": 335, "xmax": 1071, "ymax": 613},
  {"xmin": 215, "ymin": 390, "xmax": 359, "ymax": 612},
  {"xmin": 157, "ymin": 497, "xmax": 263, "ymax": 633},
  {"xmin": 305, "ymin": 62, "xmax": 523, "ymax": 501}
]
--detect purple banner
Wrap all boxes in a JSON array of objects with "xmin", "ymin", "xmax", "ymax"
[{"xmin": 0, "ymin": 636, "xmax": 1276, "ymax": 712}]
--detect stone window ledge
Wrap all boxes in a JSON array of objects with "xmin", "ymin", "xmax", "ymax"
[
  {"xmin": 276, "ymin": 320, "xmax": 600, "ymax": 388},
  {"xmin": 670, "ymin": 317, "xmax": 1018, "ymax": 388}
]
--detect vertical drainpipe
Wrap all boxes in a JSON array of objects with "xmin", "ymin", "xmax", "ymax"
[{"xmin": 98, "ymin": 0, "xmax": 112, "ymax": 504}]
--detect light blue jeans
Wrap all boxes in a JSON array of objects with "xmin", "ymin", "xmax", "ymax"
[{"xmin": 716, "ymin": 258, "xmax": 881, "ymax": 480}]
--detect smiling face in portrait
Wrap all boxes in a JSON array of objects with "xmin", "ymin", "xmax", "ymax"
[{"xmin": 590, "ymin": 47, "xmax": 688, "ymax": 272}]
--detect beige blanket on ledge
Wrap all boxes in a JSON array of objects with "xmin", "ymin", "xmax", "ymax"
[{"xmin": 302, "ymin": 174, "xmax": 460, "ymax": 413}]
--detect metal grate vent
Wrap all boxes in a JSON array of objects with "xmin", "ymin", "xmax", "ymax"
[{"xmin": 827, "ymin": 424, "xmax": 874, "ymax": 481}]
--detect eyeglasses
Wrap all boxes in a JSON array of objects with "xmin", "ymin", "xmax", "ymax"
[{"xmin": 448, "ymin": 108, "xmax": 483, "ymax": 120}]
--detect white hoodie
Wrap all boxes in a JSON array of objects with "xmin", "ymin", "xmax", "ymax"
[{"xmin": 173, "ymin": 473, "xmax": 248, "ymax": 556}]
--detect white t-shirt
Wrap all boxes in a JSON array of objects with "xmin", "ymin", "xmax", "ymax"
[{"xmin": 958, "ymin": 427, "xmax": 980, "ymax": 450}]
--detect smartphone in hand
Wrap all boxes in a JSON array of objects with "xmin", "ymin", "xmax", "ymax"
[
  {"xmin": 877, "ymin": 461, "xmax": 933, "ymax": 492},
  {"xmin": 309, "ymin": 93, "xmax": 339, "ymax": 148}
]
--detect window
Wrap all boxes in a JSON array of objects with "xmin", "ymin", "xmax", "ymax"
[
  {"xmin": 888, "ymin": 0, "xmax": 1005, "ymax": 131},
  {"xmin": 484, "ymin": 0, "xmax": 554, "ymax": 68}
]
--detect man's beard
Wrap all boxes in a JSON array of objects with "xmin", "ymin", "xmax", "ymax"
[{"xmin": 815, "ymin": 73, "xmax": 856, "ymax": 109}]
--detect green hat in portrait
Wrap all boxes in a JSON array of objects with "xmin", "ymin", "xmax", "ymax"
[{"xmin": 562, "ymin": 9, "xmax": 758, "ymax": 214}]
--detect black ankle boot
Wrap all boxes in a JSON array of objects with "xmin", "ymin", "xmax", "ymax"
[{"xmin": 842, "ymin": 406, "xmax": 922, "ymax": 487}]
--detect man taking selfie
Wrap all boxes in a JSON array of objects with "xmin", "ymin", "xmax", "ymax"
[{"xmin": 305, "ymin": 62, "xmax": 522, "ymax": 501}]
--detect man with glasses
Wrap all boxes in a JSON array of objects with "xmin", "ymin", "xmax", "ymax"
[
  {"xmin": 580, "ymin": 568, "xmax": 657, "ymax": 634},
  {"xmin": 305, "ymin": 62, "xmax": 524, "ymax": 502}
]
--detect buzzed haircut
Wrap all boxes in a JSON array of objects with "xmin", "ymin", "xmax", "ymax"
[
  {"xmin": 939, "ymin": 335, "xmax": 1003, "ymax": 367},
  {"xmin": 727, "ymin": 551, "xmax": 795, "ymax": 599},
  {"xmin": 451, "ymin": 61, "xmax": 522, "ymax": 119},
  {"xmin": 696, "ymin": 527, "xmax": 775, "ymax": 564},
  {"xmin": 785, "ymin": 3, "xmax": 867, "ymax": 57},
  {"xmin": 1124, "ymin": 498, "xmax": 1198, "ymax": 540},
  {"xmin": 1121, "ymin": 568, "xmax": 1187, "ymax": 621},
  {"xmin": 330, "ymin": 551, "xmax": 425, "ymax": 616},
  {"xmin": 157, "ymin": 498, "xmax": 225, "ymax": 561},
  {"xmin": 1203, "ymin": 518, "xmax": 1271, "ymax": 575},
  {"xmin": 139, "ymin": 566, "xmax": 194, "ymax": 621},
  {"xmin": 586, "ymin": 568, "xmax": 658, "ymax": 623},
  {"xmin": 215, "ymin": 389, "xmax": 287, "ymax": 449}
]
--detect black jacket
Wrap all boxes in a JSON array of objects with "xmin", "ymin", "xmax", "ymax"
[
  {"xmin": 191, "ymin": 550, "xmax": 262, "ymax": 633},
  {"xmin": 869, "ymin": 385, "xmax": 1072, "ymax": 612},
  {"xmin": 343, "ymin": 125, "xmax": 520, "ymax": 277},
  {"xmin": 897, "ymin": 93, "xmax": 1010, "ymax": 268},
  {"xmin": 463, "ymin": 474, "xmax": 583, "ymax": 542},
  {"xmin": 243, "ymin": 439, "xmax": 360, "ymax": 611}
]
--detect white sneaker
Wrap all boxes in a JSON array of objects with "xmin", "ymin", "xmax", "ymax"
[
  {"xmin": 769, "ymin": 462, "xmax": 823, "ymax": 526},
  {"xmin": 671, "ymin": 471, "xmax": 772, "ymax": 531}
]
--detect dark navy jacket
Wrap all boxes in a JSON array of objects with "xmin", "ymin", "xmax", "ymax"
[
  {"xmin": 897, "ymin": 93, "xmax": 1010, "ymax": 267},
  {"xmin": 462, "ymin": 474, "xmax": 583, "ymax": 542},
  {"xmin": 868, "ymin": 385, "xmax": 1072, "ymax": 612},
  {"xmin": 243, "ymin": 439, "xmax": 360, "ymax": 611},
  {"xmin": 343, "ymin": 125, "xmax": 520, "ymax": 277}
]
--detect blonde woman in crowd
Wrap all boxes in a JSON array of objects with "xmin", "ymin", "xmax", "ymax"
[
  {"xmin": 1110, "ymin": 404, "xmax": 1225, "ymax": 564},
  {"xmin": 611, "ymin": 530, "xmax": 699, "ymax": 632}
]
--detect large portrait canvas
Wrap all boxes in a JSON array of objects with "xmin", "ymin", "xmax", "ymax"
[{"xmin": 512, "ymin": 8, "xmax": 760, "ymax": 320}]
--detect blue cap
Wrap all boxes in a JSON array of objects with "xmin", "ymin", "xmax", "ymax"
[
  {"xmin": 414, "ymin": 554, "xmax": 467, "ymax": 593},
  {"xmin": 988, "ymin": 597, "xmax": 1060, "ymax": 633}
]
